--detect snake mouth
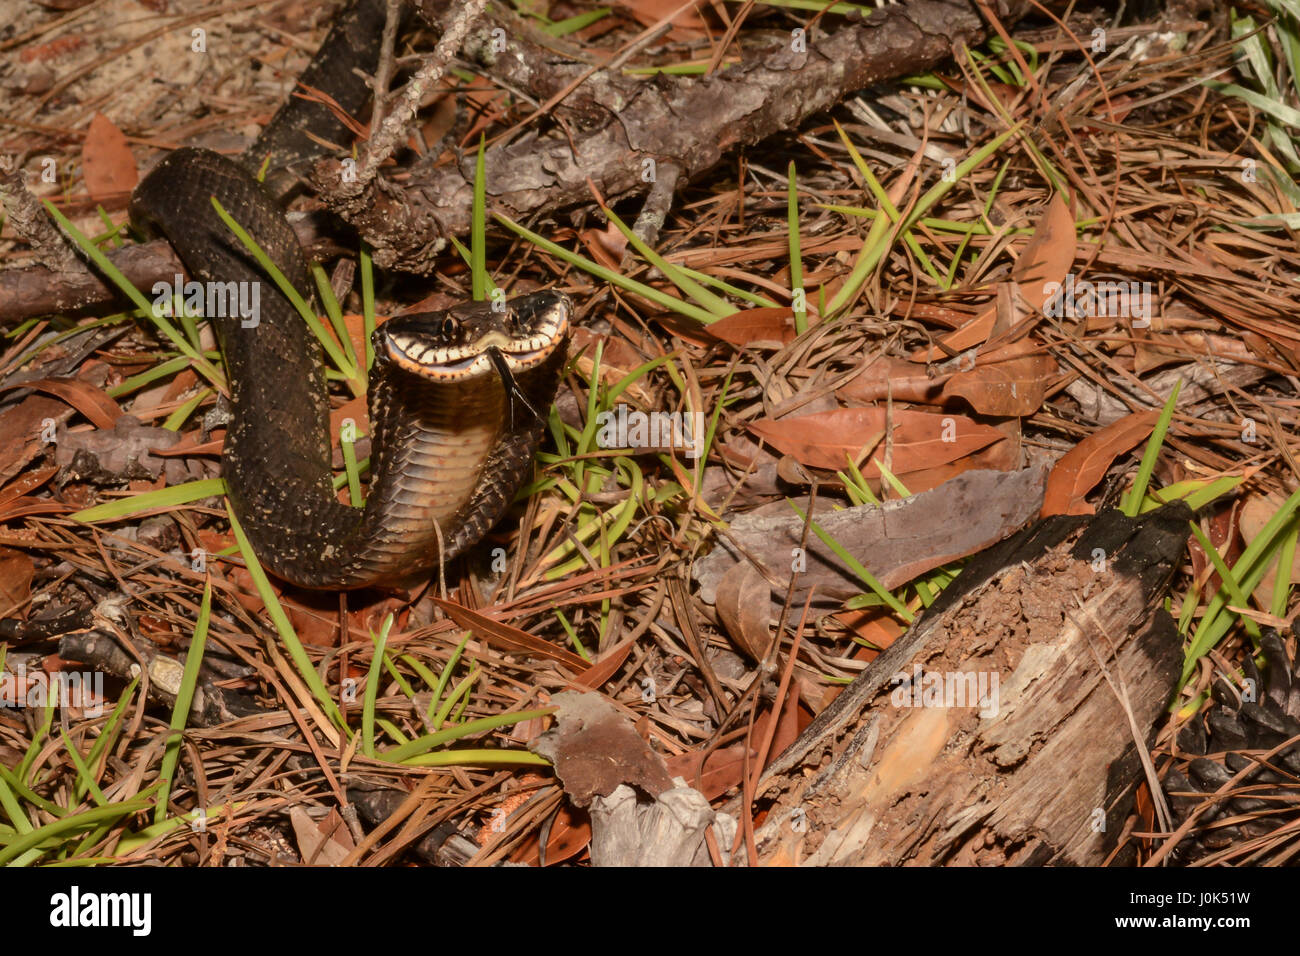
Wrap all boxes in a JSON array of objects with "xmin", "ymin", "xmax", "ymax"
[{"xmin": 378, "ymin": 290, "xmax": 571, "ymax": 381}]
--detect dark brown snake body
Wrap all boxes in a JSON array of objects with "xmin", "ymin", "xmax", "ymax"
[{"xmin": 128, "ymin": 0, "xmax": 570, "ymax": 589}]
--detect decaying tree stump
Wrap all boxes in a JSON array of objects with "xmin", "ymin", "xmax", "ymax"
[{"xmin": 748, "ymin": 504, "xmax": 1192, "ymax": 866}]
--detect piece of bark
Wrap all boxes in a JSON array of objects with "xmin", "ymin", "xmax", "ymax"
[
  {"xmin": 529, "ymin": 690, "xmax": 735, "ymax": 865},
  {"xmin": 0, "ymin": 218, "xmax": 334, "ymax": 324},
  {"xmin": 694, "ymin": 465, "xmax": 1049, "ymax": 615},
  {"xmin": 746, "ymin": 503, "xmax": 1191, "ymax": 866},
  {"xmin": 321, "ymin": 0, "xmax": 1035, "ymax": 271}
]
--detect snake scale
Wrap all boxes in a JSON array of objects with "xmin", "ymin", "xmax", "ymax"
[{"xmin": 128, "ymin": 0, "xmax": 571, "ymax": 589}]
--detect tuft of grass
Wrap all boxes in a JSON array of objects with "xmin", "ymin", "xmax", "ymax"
[
  {"xmin": 1179, "ymin": 487, "xmax": 1300, "ymax": 692},
  {"xmin": 824, "ymin": 122, "xmax": 1025, "ymax": 315}
]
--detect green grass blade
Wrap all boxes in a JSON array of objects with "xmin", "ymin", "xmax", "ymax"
[
  {"xmin": 1122, "ymin": 381, "xmax": 1181, "ymax": 516},
  {"xmin": 154, "ymin": 581, "xmax": 211, "ymax": 825},
  {"xmin": 210, "ymin": 197, "xmax": 362, "ymax": 395},
  {"xmin": 788, "ymin": 161, "xmax": 807, "ymax": 333},
  {"xmin": 42, "ymin": 200, "xmax": 225, "ymax": 389},
  {"xmin": 788, "ymin": 500, "xmax": 913, "ymax": 622},
  {"xmin": 495, "ymin": 213, "xmax": 717, "ymax": 323},
  {"xmin": 383, "ymin": 707, "xmax": 555, "ymax": 763},
  {"xmin": 71, "ymin": 478, "xmax": 227, "ymax": 523},
  {"xmin": 361, "ymin": 614, "xmax": 394, "ymax": 758},
  {"xmin": 473, "ymin": 134, "xmax": 488, "ymax": 301},
  {"xmin": 226, "ymin": 505, "xmax": 346, "ymax": 729}
]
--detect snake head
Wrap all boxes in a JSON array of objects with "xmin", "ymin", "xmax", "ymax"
[{"xmin": 376, "ymin": 290, "xmax": 571, "ymax": 382}]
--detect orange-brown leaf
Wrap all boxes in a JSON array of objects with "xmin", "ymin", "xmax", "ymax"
[
  {"xmin": 914, "ymin": 192, "xmax": 1075, "ymax": 359},
  {"xmin": 749, "ymin": 407, "xmax": 1004, "ymax": 474},
  {"xmin": 82, "ymin": 114, "xmax": 138, "ymax": 202},
  {"xmin": 0, "ymin": 377, "xmax": 121, "ymax": 429},
  {"xmin": 1040, "ymin": 410, "xmax": 1159, "ymax": 517},
  {"xmin": 939, "ymin": 349, "xmax": 1056, "ymax": 416},
  {"xmin": 707, "ymin": 307, "xmax": 798, "ymax": 347}
]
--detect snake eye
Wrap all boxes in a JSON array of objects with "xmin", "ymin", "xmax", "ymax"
[{"xmin": 441, "ymin": 317, "xmax": 458, "ymax": 338}]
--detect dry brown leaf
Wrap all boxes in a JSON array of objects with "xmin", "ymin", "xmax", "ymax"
[
  {"xmin": 0, "ymin": 377, "xmax": 121, "ymax": 429},
  {"xmin": 914, "ymin": 192, "xmax": 1075, "ymax": 359},
  {"xmin": 749, "ymin": 407, "xmax": 1004, "ymax": 474},
  {"xmin": 82, "ymin": 113, "xmax": 138, "ymax": 202},
  {"xmin": 1040, "ymin": 410, "xmax": 1159, "ymax": 517},
  {"xmin": 707, "ymin": 307, "xmax": 798, "ymax": 347},
  {"xmin": 714, "ymin": 562, "xmax": 772, "ymax": 661},
  {"xmin": 289, "ymin": 806, "xmax": 353, "ymax": 866},
  {"xmin": 568, "ymin": 636, "xmax": 637, "ymax": 690},
  {"xmin": 0, "ymin": 547, "xmax": 34, "ymax": 615},
  {"xmin": 614, "ymin": 0, "xmax": 708, "ymax": 35},
  {"xmin": 510, "ymin": 802, "xmax": 591, "ymax": 867},
  {"xmin": 939, "ymin": 348, "xmax": 1057, "ymax": 416},
  {"xmin": 837, "ymin": 354, "xmax": 949, "ymax": 405},
  {"xmin": 432, "ymin": 598, "xmax": 589, "ymax": 672}
]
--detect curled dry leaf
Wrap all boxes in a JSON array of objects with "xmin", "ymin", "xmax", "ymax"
[
  {"xmin": 939, "ymin": 346, "xmax": 1057, "ymax": 417},
  {"xmin": 840, "ymin": 340, "xmax": 1057, "ymax": 416},
  {"xmin": 1040, "ymin": 409, "xmax": 1159, "ymax": 517},
  {"xmin": 912, "ymin": 191, "xmax": 1075, "ymax": 360},
  {"xmin": 0, "ymin": 376, "xmax": 121, "ymax": 430},
  {"xmin": 714, "ymin": 561, "xmax": 773, "ymax": 661},
  {"xmin": 529, "ymin": 691, "xmax": 676, "ymax": 806},
  {"xmin": 837, "ymin": 354, "xmax": 948, "ymax": 405}
]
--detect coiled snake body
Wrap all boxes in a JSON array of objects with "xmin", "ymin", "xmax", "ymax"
[{"xmin": 129, "ymin": 0, "xmax": 570, "ymax": 589}]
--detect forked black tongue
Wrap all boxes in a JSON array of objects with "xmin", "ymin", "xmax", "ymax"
[{"xmin": 486, "ymin": 346, "xmax": 544, "ymax": 429}]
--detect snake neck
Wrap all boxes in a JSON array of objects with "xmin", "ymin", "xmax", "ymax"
[{"xmin": 334, "ymin": 370, "xmax": 508, "ymax": 586}]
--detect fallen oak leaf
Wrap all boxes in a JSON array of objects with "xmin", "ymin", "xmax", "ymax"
[
  {"xmin": 837, "ymin": 354, "xmax": 949, "ymax": 405},
  {"xmin": 706, "ymin": 307, "xmax": 799, "ymax": 348},
  {"xmin": 749, "ymin": 406, "xmax": 1004, "ymax": 474},
  {"xmin": 1040, "ymin": 409, "xmax": 1159, "ymax": 517},
  {"xmin": 912, "ymin": 192, "xmax": 1075, "ymax": 360},
  {"xmin": 939, "ymin": 347, "xmax": 1057, "ymax": 417}
]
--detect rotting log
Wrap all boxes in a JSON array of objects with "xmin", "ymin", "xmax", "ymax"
[{"xmin": 747, "ymin": 503, "xmax": 1191, "ymax": 866}]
